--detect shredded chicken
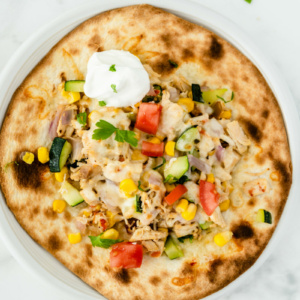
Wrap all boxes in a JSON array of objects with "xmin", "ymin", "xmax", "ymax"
[
  {"xmin": 209, "ymin": 207, "xmax": 226, "ymax": 228},
  {"xmin": 173, "ymin": 222, "xmax": 199, "ymax": 238},
  {"xmin": 142, "ymin": 240, "xmax": 165, "ymax": 253},
  {"xmin": 243, "ymin": 178, "xmax": 268, "ymax": 197},
  {"xmin": 226, "ymin": 121, "xmax": 251, "ymax": 154},
  {"xmin": 130, "ymin": 226, "xmax": 168, "ymax": 242}
]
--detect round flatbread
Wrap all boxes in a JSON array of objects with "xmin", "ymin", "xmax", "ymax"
[{"xmin": 0, "ymin": 4, "xmax": 292, "ymax": 300}]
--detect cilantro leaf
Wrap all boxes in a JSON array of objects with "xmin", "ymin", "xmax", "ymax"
[
  {"xmin": 98, "ymin": 101, "xmax": 106, "ymax": 107},
  {"xmin": 4, "ymin": 161, "xmax": 19, "ymax": 172},
  {"xmin": 153, "ymin": 157, "xmax": 166, "ymax": 170},
  {"xmin": 76, "ymin": 112, "xmax": 87, "ymax": 127},
  {"xmin": 177, "ymin": 175, "xmax": 190, "ymax": 184},
  {"xmin": 92, "ymin": 120, "xmax": 138, "ymax": 147},
  {"xmin": 244, "ymin": 0, "xmax": 252, "ymax": 3},
  {"xmin": 169, "ymin": 59, "xmax": 178, "ymax": 68},
  {"xmin": 111, "ymin": 84, "xmax": 117, "ymax": 93},
  {"xmin": 109, "ymin": 64, "xmax": 116, "ymax": 72},
  {"xmin": 217, "ymin": 91, "xmax": 234, "ymax": 103},
  {"xmin": 89, "ymin": 234, "xmax": 122, "ymax": 249}
]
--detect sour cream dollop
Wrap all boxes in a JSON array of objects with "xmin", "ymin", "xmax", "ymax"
[{"xmin": 84, "ymin": 50, "xmax": 150, "ymax": 107}]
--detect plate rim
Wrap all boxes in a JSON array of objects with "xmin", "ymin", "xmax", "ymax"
[{"xmin": 0, "ymin": 1, "xmax": 299, "ymax": 299}]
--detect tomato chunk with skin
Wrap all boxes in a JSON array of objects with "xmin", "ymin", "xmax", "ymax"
[
  {"xmin": 165, "ymin": 184, "xmax": 188, "ymax": 205},
  {"xmin": 142, "ymin": 141, "xmax": 164, "ymax": 157},
  {"xmin": 110, "ymin": 242, "xmax": 143, "ymax": 269},
  {"xmin": 135, "ymin": 103, "xmax": 162, "ymax": 135},
  {"xmin": 199, "ymin": 180, "xmax": 220, "ymax": 216}
]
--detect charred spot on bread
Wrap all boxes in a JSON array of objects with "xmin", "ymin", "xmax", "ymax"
[
  {"xmin": 113, "ymin": 269, "xmax": 131, "ymax": 284},
  {"xmin": 149, "ymin": 276, "xmax": 161, "ymax": 285},
  {"xmin": 207, "ymin": 259, "xmax": 223, "ymax": 283},
  {"xmin": 232, "ymin": 222, "xmax": 254, "ymax": 240},
  {"xmin": 48, "ymin": 233, "xmax": 63, "ymax": 252},
  {"xmin": 208, "ymin": 36, "xmax": 224, "ymax": 60},
  {"xmin": 240, "ymin": 119, "xmax": 263, "ymax": 143}
]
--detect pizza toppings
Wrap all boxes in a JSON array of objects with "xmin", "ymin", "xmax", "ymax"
[{"xmin": 40, "ymin": 52, "xmax": 277, "ymax": 269}]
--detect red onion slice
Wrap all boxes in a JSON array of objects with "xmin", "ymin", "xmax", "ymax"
[
  {"xmin": 48, "ymin": 106, "xmax": 64, "ymax": 139},
  {"xmin": 188, "ymin": 154, "xmax": 211, "ymax": 174},
  {"xmin": 168, "ymin": 87, "xmax": 179, "ymax": 102},
  {"xmin": 61, "ymin": 109, "xmax": 74, "ymax": 125},
  {"xmin": 216, "ymin": 145, "xmax": 225, "ymax": 162}
]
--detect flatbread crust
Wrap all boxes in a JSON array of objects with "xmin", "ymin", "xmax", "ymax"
[{"xmin": 0, "ymin": 5, "xmax": 292, "ymax": 300}]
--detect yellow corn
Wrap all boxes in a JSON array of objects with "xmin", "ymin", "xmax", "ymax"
[
  {"xmin": 165, "ymin": 141, "xmax": 175, "ymax": 156},
  {"xmin": 106, "ymin": 211, "xmax": 116, "ymax": 227},
  {"xmin": 53, "ymin": 199, "xmax": 67, "ymax": 213},
  {"xmin": 219, "ymin": 199, "xmax": 231, "ymax": 212},
  {"xmin": 55, "ymin": 166, "xmax": 69, "ymax": 182},
  {"xmin": 120, "ymin": 178, "xmax": 138, "ymax": 198},
  {"xmin": 177, "ymin": 98, "xmax": 194, "ymax": 113},
  {"xmin": 208, "ymin": 149, "xmax": 215, "ymax": 156},
  {"xmin": 101, "ymin": 228, "xmax": 119, "ymax": 240},
  {"xmin": 88, "ymin": 110, "xmax": 96, "ymax": 119},
  {"xmin": 68, "ymin": 232, "xmax": 82, "ymax": 244},
  {"xmin": 219, "ymin": 110, "xmax": 232, "ymax": 119},
  {"xmin": 181, "ymin": 203, "xmax": 197, "ymax": 221},
  {"xmin": 175, "ymin": 199, "xmax": 189, "ymax": 214},
  {"xmin": 165, "ymin": 183, "xmax": 176, "ymax": 192},
  {"xmin": 60, "ymin": 82, "xmax": 81, "ymax": 104},
  {"xmin": 37, "ymin": 147, "xmax": 49, "ymax": 164},
  {"xmin": 94, "ymin": 205, "xmax": 101, "ymax": 211},
  {"xmin": 207, "ymin": 173, "xmax": 215, "ymax": 184},
  {"xmin": 22, "ymin": 152, "xmax": 34, "ymax": 164},
  {"xmin": 214, "ymin": 231, "xmax": 233, "ymax": 247},
  {"xmin": 188, "ymin": 91, "xmax": 193, "ymax": 99},
  {"xmin": 148, "ymin": 137, "xmax": 161, "ymax": 144},
  {"xmin": 83, "ymin": 210, "xmax": 91, "ymax": 217},
  {"xmin": 131, "ymin": 149, "xmax": 147, "ymax": 161},
  {"xmin": 69, "ymin": 92, "xmax": 81, "ymax": 103},
  {"xmin": 135, "ymin": 102, "xmax": 141, "ymax": 108},
  {"xmin": 222, "ymin": 181, "xmax": 234, "ymax": 193}
]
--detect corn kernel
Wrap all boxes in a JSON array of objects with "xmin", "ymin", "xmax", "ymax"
[
  {"xmin": 207, "ymin": 173, "xmax": 215, "ymax": 184},
  {"xmin": 181, "ymin": 203, "xmax": 197, "ymax": 221},
  {"xmin": 188, "ymin": 91, "xmax": 193, "ymax": 99},
  {"xmin": 219, "ymin": 110, "xmax": 232, "ymax": 119},
  {"xmin": 165, "ymin": 183, "xmax": 176, "ymax": 192},
  {"xmin": 83, "ymin": 210, "xmax": 91, "ymax": 217},
  {"xmin": 120, "ymin": 178, "xmax": 138, "ymax": 198},
  {"xmin": 135, "ymin": 102, "xmax": 141, "ymax": 108},
  {"xmin": 177, "ymin": 98, "xmax": 194, "ymax": 113},
  {"xmin": 53, "ymin": 199, "xmax": 67, "ymax": 213},
  {"xmin": 106, "ymin": 211, "xmax": 116, "ymax": 227},
  {"xmin": 37, "ymin": 147, "xmax": 49, "ymax": 164},
  {"xmin": 131, "ymin": 149, "xmax": 147, "ymax": 161},
  {"xmin": 148, "ymin": 137, "xmax": 161, "ymax": 144},
  {"xmin": 208, "ymin": 149, "xmax": 215, "ymax": 156},
  {"xmin": 165, "ymin": 141, "xmax": 175, "ymax": 156},
  {"xmin": 94, "ymin": 205, "xmax": 101, "ymax": 211},
  {"xmin": 68, "ymin": 232, "xmax": 82, "ymax": 244},
  {"xmin": 55, "ymin": 166, "xmax": 69, "ymax": 182},
  {"xmin": 88, "ymin": 110, "xmax": 96, "ymax": 119},
  {"xmin": 176, "ymin": 199, "xmax": 189, "ymax": 214},
  {"xmin": 219, "ymin": 199, "xmax": 231, "ymax": 212},
  {"xmin": 22, "ymin": 152, "xmax": 34, "ymax": 164},
  {"xmin": 214, "ymin": 231, "xmax": 233, "ymax": 247},
  {"xmin": 101, "ymin": 228, "xmax": 119, "ymax": 240}
]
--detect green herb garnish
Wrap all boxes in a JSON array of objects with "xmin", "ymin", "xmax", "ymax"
[
  {"xmin": 153, "ymin": 157, "xmax": 166, "ymax": 170},
  {"xmin": 217, "ymin": 92, "xmax": 234, "ymax": 104},
  {"xmin": 178, "ymin": 235, "xmax": 193, "ymax": 243},
  {"xmin": 111, "ymin": 84, "xmax": 117, "ymax": 93},
  {"xmin": 169, "ymin": 60, "xmax": 178, "ymax": 68},
  {"xmin": 76, "ymin": 112, "xmax": 87, "ymax": 127},
  {"xmin": 89, "ymin": 234, "xmax": 122, "ymax": 249},
  {"xmin": 244, "ymin": 0, "xmax": 252, "ymax": 3},
  {"xmin": 98, "ymin": 101, "xmax": 106, "ymax": 107},
  {"xmin": 109, "ymin": 64, "xmax": 116, "ymax": 72},
  {"xmin": 92, "ymin": 120, "xmax": 138, "ymax": 147},
  {"xmin": 4, "ymin": 161, "xmax": 19, "ymax": 172},
  {"xmin": 138, "ymin": 181, "xmax": 150, "ymax": 192},
  {"xmin": 136, "ymin": 195, "xmax": 143, "ymax": 213},
  {"xmin": 177, "ymin": 175, "xmax": 190, "ymax": 184}
]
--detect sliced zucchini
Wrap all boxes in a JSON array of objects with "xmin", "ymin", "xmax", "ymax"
[
  {"xmin": 60, "ymin": 181, "xmax": 84, "ymax": 207},
  {"xmin": 49, "ymin": 137, "xmax": 72, "ymax": 172},
  {"xmin": 164, "ymin": 235, "xmax": 184, "ymax": 260},
  {"xmin": 202, "ymin": 89, "xmax": 227, "ymax": 105},
  {"xmin": 176, "ymin": 127, "xmax": 200, "ymax": 152},
  {"xmin": 191, "ymin": 84, "xmax": 204, "ymax": 103},
  {"xmin": 164, "ymin": 156, "xmax": 189, "ymax": 183},
  {"xmin": 135, "ymin": 195, "xmax": 143, "ymax": 213},
  {"xmin": 256, "ymin": 209, "xmax": 272, "ymax": 224},
  {"xmin": 64, "ymin": 80, "xmax": 85, "ymax": 92}
]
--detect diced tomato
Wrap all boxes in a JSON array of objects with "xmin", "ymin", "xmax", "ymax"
[
  {"xmin": 110, "ymin": 242, "xmax": 143, "ymax": 269},
  {"xmin": 135, "ymin": 103, "xmax": 162, "ymax": 134},
  {"xmin": 199, "ymin": 180, "xmax": 220, "ymax": 216},
  {"xmin": 100, "ymin": 219, "xmax": 107, "ymax": 231},
  {"xmin": 141, "ymin": 141, "xmax": 164, "ymax": 157},
  {"xmin": 164, "ymin": 184, "xmax": 188, "ymax": 205}
]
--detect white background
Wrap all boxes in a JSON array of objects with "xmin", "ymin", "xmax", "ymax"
[{"xmin": 0, "ymin": 0, "xmax": 300, "ymax": 299}]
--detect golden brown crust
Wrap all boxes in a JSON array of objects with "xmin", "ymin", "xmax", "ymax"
[{"xmin": 0, "ymin": 4, "xmax": 292, "ymax": 300}]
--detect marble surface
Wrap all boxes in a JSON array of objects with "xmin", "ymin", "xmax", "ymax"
[{"xmin": 0, "ymin": 0, "xmax": 300, "ymax": 299}]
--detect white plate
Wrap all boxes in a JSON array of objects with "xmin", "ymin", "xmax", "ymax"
[{"xmin": 0, "ymin": 1, "xmax": 299, "ymax": 299}]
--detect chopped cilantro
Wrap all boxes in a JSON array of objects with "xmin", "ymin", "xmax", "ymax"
[
  {"xmin": 109, "ymin": 64, "xmax": 116, "ymax": 72},
  {"xmin": 89, "ymin": 234, "xmax": 122, "ymax": 249},
  {"xmin": 138, "ymin": 181, "xmax": 150, "ymax": 192},
  {"xmin": 169, "ymin": 59, "xmax": 178, "ymax": 68},
  {"xmin": 92, "ymin": 120, "xmax": 138, "ymax": 147},
  {"xmin": 76, "ymin": 112, "xmax": 87, "ymax": 127},
  {"xmin": 153, "ymin": 157, "xmax": 166, "ymax": 170},
  {"xmin": 98, "ymin": 101, "xmax": 107, "ymax": 107},
  {"xmin": 111, "ymin": 84, "xmax": 117, "ymax": 93},
  {"xmin": 136, "ymin": 195, "xmax": 143, "ymax": 213},
  {"xmin": 3, "ymin": 161, "xmax": 19, "ymax": 172},
  {"xmin": 244, "ymin": 0, "xmax": 252, "ymax": 3},
  {"xmin": 217, "ymin": 91, "xmax": 234, "ymax": 103}
]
